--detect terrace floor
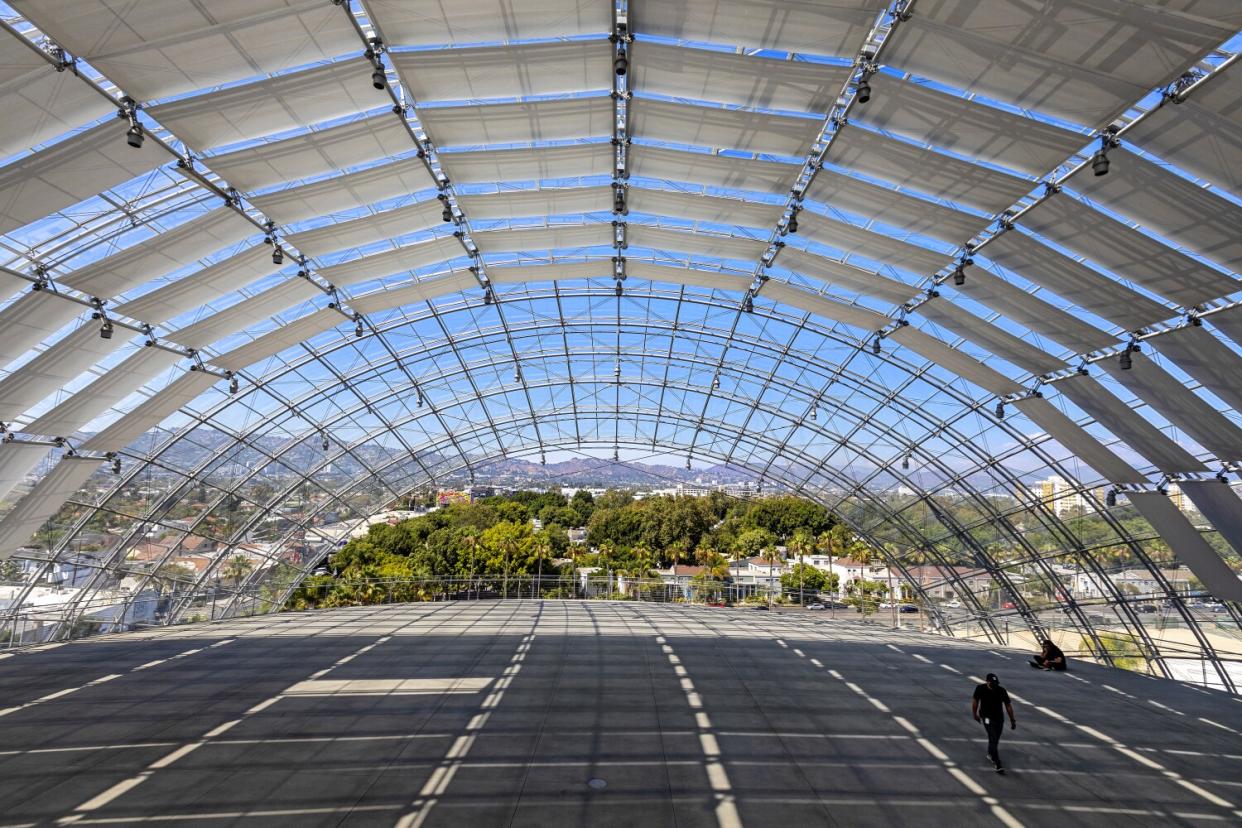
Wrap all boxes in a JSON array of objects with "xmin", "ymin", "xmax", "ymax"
[{"xmin": 0, "ymin": 601, "xmax": 1240, "ymax": 827}]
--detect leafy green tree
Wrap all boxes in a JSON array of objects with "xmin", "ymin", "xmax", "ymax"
[
  {"xmin": 481, "ymin": 520, "xmax": 531, "ymax": 598},
  {"xmin": 781, "ymin": 562, "xmax": 826, "ymax": 602}
]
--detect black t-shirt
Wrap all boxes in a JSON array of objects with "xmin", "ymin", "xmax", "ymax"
[
  {"xmin": 1044, "ymin": 643, "xmax": 1067, "ymax": 670},
  {"xmin": 973, "ymin": 683, "xmax": 1010, "ymax": 722}
]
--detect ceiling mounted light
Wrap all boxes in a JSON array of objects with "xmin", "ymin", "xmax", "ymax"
[
  {"xmin": 126, "ymin": 123, "xmax": 144, "ymax": 149},
  {"xmin": 1105, "ymin": 488, "xmax": 1117, "ymax": 507},
  {"xmin": 1090, "ymin": 133, "xmax": 1116, "ymax": 177},
  {"xmin": 871, "ymin": 337, "xmax": 881, "ymax": 355},
  {"xmin": 272, "ymin": 246, "xmax": 283, "ymax": 265},
  {"xmin": 1119, "ymin": 344, "xmax": 1134, "ymax": 370},
  {"xmin": 614, "ymin": 53, "xmax": 628, "ymax": 76},
  {"xmin": 111, "ymin": 457, "xmax": 122, "ymax": 475},
  {"xmin": 354, "ymin": 319, "xmax": 364, "ymax": 338},
  {"xmin": 952, "ymin": 262, "xmax": 966, "ymax": 286},
  {"xmin": 902, "ymin": 455, "xmax": 910, "ymax": 470},
  {"xmin": 615, "ymin": 282, "xmax": 623, "ymax": 297},
  {"xmin": 810, "ymin": 405, "xmax": 817, "ymax": 421},
  {"xmin": 787, "ymin": 213, "xmax": 798, "ymax": 234},
  {"xmin": 742, "ymin": 294, "xmax": 754, "ymax": 313},
  {"xmin": 321, "ymin": 433, "xmax": 330, "ymax": 451},
  {"xmin": 372, "ymin": 65, "xmax": 387, "ymax": 90},
  {"xmin": 99, "ymin": 320, "xmax": 113, "ymax": 339},
  {"xmin": 712, "ymin": 374, "xmax": 721, "ymax": 390},
  {"xmin": 994, "ymin": 400, "xmax": 1005, "ymax": 419},
  {"xmin": 229, "ymin": 375, "xmax": 240, "ymax": 395},
  {"xmin": 514, "ymin": 365, "xmax": 522, "ymax": 383}
]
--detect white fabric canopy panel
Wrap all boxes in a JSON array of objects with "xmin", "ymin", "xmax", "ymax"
[
  {"xmin": 286, "ymin": 199, "xmax": 446, "ymax": 258},
  {"xmin": 882, "ymin": 0, "xmax": 1240, "ymax": 129},
  {"xmin": 1069, "ymin": 148, "xmax": 1242, "ymax": 274},
  {"xmin": 828, "ymin": 129, "xmax": 1034, "ymax": 215},
  {"xmin": 1127, "ymin": 491, "xmax": 1242, "ymax": 603},
  {"xmin": 0, "ymin": 323, "xmax": 127, "ymax": 422},
  {"xmin": 1150, "ymin": 324, "xmax": 1242, "ymax": 416},
  {"xmin": 149, "ymin": 61, "xmax": 392, "ymax": 152},
  {"xmin": 12, "ymin": 0, "xmax": 360, "ymax": 103},
  {"xmin": 952, "ymin": 272, "xmax": 1117, "ymax": 355},
  {"xmin": 25, "ymin": 347, "xmax": 182, "ymax": 438},
  {"xmin": 982, "ymin": 230, "xmax": 1170, "ymax": 332},
  {"xmin": 629, "ymin": 98, "xmax": 821, "ymax": 157},
  {"xmin": 115, "ymin": 246, "xmax": 279, "ymax": 326},
  {"xmin": 915, "ymin": 301, "xmax": 1066, "ymax": 376},
  {"xmin": 60, "ymin": 208, "xmax": 257, "ymax": 300},
  {"xmin": 82, "ymin": 370, "xmax": 218, "ymax": 452},
  {"xmin": 630, "ymin": 0, "xmax": 886, "ymax": 57},
  {"xmin": 760, "ymin": 281, "xmax": 889, "ymax": 332},
  {"xmin": 167, "ymin": 278, "xmax": 323, "ymax": 350},
  {"xmin": 205, "ymin": 115, "xmax": 414, "ymax": 193},
  {"xmin": 1178, "ymin": 481, "xmax": 1242, "ymax": 585},
  {"xmin": 889, "ymin": 326, "xmax": 1022, "ymax": 396},
  {"xmin": 776, "ymin": 247, "xmax": 917, "ymax": 305},
  {"xmin": 211, "ymin": 308, "xmax": 342, "ymax": 372},
  {"xmin": 1095, "ymin": 352, "xmax": 1242, "ymax": 463},
  {"xmin": 393, "ymin": 41, "xmax": 611, "ymax": 102},
  {"xmin": 488, "ymin": 261, "xmax": 609, "ymax": 285},
  {"xmin": 1020, "ymin": 196, "xmax": 1238, "ymax": 310},
  {"xmin": 624, "ymin": 262, "xmax": 752, "ymax": 294},
  {"xmin": 1014, "ymin": 396, "xmax": 1147, "ymax": 485},
  {"xmin": 349, "ymin": 271, "xmax": 481, "ymax": 315},
  {"xmin": 317, "ymin": 236, "xmax": 465, "ymax": 288},
  {"xmin": 629, "ymin": 145, "xmax": 799, "ymax": 196},
  {"xmin": 440, "ymin": 143, "xmax": 613, "ymax": 186},
  {"xmin": 805, "ymin": 170, "xmax": 987, "ymax": 245},
  {"xmin": 858, "ymin": 76, "xmax": 1088, "ymax": 177},
  {"xmin": 0, "ymin": 119, "xmax": 165, "ymax": 236},
  {"xmin": 1125, "ymin": 74, "xmax": 1242, "ymax": 197},
  {"xmin": 796, "ymin": 211, "xmax": 949, "ymax": 276},
  {"xmin": 630, "ymin": 43, "xmax": 848, "ymax": 114},
  {"xmin": 0, "ymin": 29, "xmax": 112, "ymax": 161},
  {"xmin": 366, "ymin": 0, "xmax": 611, "ymax": 46},
  {"xmin": 0, "ymin": 442, "xmax": 52, "ymax": 505},
  {"xmin": 250, "ymin": 157, "xmax": 436, "ymax": 226},
  {"xmin": 475, "ymin": 224, "xmax": 613, "ymax": 254},
  {"xmin": 418, "ymin": 97, "xmax": 614, "ymax": 148},
  {"xmin": 458, "ymin": 187, "xmax": 612, "ymax": 220},
  {"xmin": 0, "ymin": 456, "xmax": 102, "ymax": 560},
  {"xmin": 627, "ymin": 188, "xmax": 784, "ymax": 229},
  {"xmin": 627, "ymin": 225, "xmax": 768, "ymax": 263},
  {"xmin": 0, "ymin": 289, "xmax": 84, "ymax": 368},
  {"xmin": 1056, "ymin": 374, "xmax": 1207, "ymax": 473}
]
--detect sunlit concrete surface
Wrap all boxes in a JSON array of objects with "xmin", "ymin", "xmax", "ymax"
[{"xmin": 0, "ymin": 601, "xmax": 1239, "ymax": 828}]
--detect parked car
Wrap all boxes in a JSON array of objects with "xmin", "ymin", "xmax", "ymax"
[
  {"xmin": 945, "ymin": 600, "xmax": 962, "ymax": 609},
  {"xmin": 1135, "ymin": 604, "xmax": 1157, "ymax": 613},
  {"xmin": 899, "ymin": 604, "xmax": 919, "ymax": 613},
  {"xmin": 806, "ymin": 603, "xmax": 826, "ymax": 610},
  {"xmin": 1001, "ymin": 601, "xmax": 1016, "ymax": 610}
]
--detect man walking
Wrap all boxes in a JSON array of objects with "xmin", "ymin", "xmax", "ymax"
[{"xmin": 972, "ymin": 672, "xmax": 1016, "ymax": 773}]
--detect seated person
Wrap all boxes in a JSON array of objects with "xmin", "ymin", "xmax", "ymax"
[{"xmin": 1030, "ymin": 639, "xmax": 1067, "ymax": 671}]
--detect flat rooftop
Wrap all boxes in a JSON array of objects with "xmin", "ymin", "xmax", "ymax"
[{"xmin": 0, "ymin": 601, "xmax": 1239, "ymax": 827}]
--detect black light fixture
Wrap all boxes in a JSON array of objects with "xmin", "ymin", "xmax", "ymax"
[
  {"xmin": 321, "ymin": 433, "xmax": 329, "ymax": 451},
  {"xmin": 1105, "ymin": 488, "xmax": 1117, "ymax": 508},
  {"xmin": 742, "ymin": 294, "xmax": 754, "ymax": 313},
  {"xmin": 1091, "ymin": 134, "xmax": 1114, "ymax": 176},
  {"xmin": 229, "ymin": 375, "xmax": 240, "ymax": 394},
  {"xmin": 1119, "ymin": 344, "xmax": 1133, "ymax": 370},
  {"xmin": 614, "ymin": 52, "xmax": 628, "ymax": 76},
  {"xmin": 787, "ymin": 213, "xmax": 798, "ymax": 234},
  {"xmin": 712, "ymin": 374, "xmax": 721, "ymax": 390},
  {"xmin": 856, "ymin": 78, "xmax": 871, "ymax": 104},
  {"xmin": 372, "ymin": 63, "xmax": 387, "ymax": 90},
  {"xmin": 613, "ymin": 186, "xmax": 626, "ymax": 214},
  {"xmin": 354, "ymin": 319, "xmax": 364, "ymax": 338},
  {"xmin": 111, "ymin": 456, "xmax": 122, "ymax": 474},
  {"xmin": 416, "ymin": 389, "xmax": 424, "ymax": 408},
  {"xmin": 99, "ymin": 320, "xmax": 114, "ymax": 339},
  {"xmin": 126, "ymin": 123, "xmax": 144, "ymax": 148},
  {"xmin": 614, "ymin": 282, "xmax": 623, "ymax": 297},
  {"xmin": 272, "ymin": 246, "xmax": 283, "ymax": 265},
  {"xmin": 871, "ymin": 337, "xmax": 881, "ymax": 355},
  {"xmin": 902, "ymin": 455, "xmax": 910, "ymax": 471},
  {"xmin": 994, "ymin": 400, "xmax": 1005, "ymax": 419},
  {"xmin": 483, "ymin": 289, "xmax": 493, "ymax": 305},
  {"xmin": 439, "ymin": 194, "xmax": 452, "ymax": 223}
]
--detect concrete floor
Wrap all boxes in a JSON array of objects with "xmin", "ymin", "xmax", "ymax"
[{"xmin": 0, "ymin": 602, "xmax": 1239, "ymax": 827}]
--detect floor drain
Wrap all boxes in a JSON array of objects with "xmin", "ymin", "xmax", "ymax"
[{"xmin": 587, "ymin": 778, "xmax": 607, "ymax": 790}]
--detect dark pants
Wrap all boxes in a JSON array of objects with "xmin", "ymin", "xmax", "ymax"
[
  {"xmin": 1031, "ymin": 655, "xmax": 1067, "ymax": 670},
  {"xmin": 983, "ymin": 717, "xmax": 1005, "ymax": 768}
]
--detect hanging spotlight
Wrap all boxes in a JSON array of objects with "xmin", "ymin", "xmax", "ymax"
[
  {"xmin": 614, "ymin": 52, "xmax": 628, "ymax": 76},
  {"xmin": 871, "ymin": 337, "xmax": 881, "ymax": 355},
  {"xmin": 99, "ymin": 319, "xmax": 114, "ymax": 339},
  {"xmin": 354, "ymin": 319, "xmax": 364, "ymax": 338},
  {"xmin": 371, "ymin": 63, "xmax": 387, "ymax": 90},
  {"xmin": 712, "ymin": 374, "xmax": 721, "ymax": 390},
  {"xmin": 742, "ymin": 294, "xmax": 754, "ymax": 314},
  {"xmin": 321, "ymin": 433, "xmax": 330, "ymax": 451},
  {"xmin": 1119, "ymin": 344, "xmax": 1133, "ymax": 370},
  {"xmin": 111, "ymin": 456, "xmax": 122, "ymax": 475},
  {"xmin": 1091, "ymin": 144, "xmax": 1110, "ymax": 176},
  {"xmin": 810, "ymin": 405, "xmax": 817, "ymax": 421},
  {"xmin": 902, "ymin": 455, "xmax": 910, "ymax": 471},
  {"xmin": 126, "ymin": 123, "xmax": 144, "ymax": 149},
  {"xmin": 856, "ymin": 77, "xmax": 871, "ymax": 104},
  {"xmin": 787, "ymin": 213, "xmax": 798, "ymax": 234},
  {"xmin": 613, "ymin": 186, "xmax": 626, "ymax": 214},
  {"xmin": 613, "ymin": 447, "xmax": 620, "ymax": 462},
  {"xmin": 439, "ymin": 194, "xmax": 452, "ymax": 223},
  {"xmin": 1105, "ymin": 488, "xmax": 1117, "ymax": 508},
  {"xmin": 228, "ymin": 374, "xmax": 239, "ymax": 394},
  {"xmin": 272, "ymin": 246, "xmax": 283, "ymax": 265},
  {"xmin": 953, "ymin": 262, "xmax": 966, "ymax": 286},
  {"xmin": 416, "ymin": 390, "xmax": 424, "ymax": 408},
  {"xmin": 686, "ymin": 456, "xmax": 692, "ymax": 470},
  {"xmin": 994, "ymin": 400, "xmax": 1005, "ymax": 419},
  {"xmin": 513, "ymin": 365, "xmax": 522, "ymax": 383},
  {"xmin": 483, "ymin": 289, "xmax": 493, "ymax": 305},
  {"xmin": 615, "ymin": 282, "xmax": 623, "ymax": 297}
]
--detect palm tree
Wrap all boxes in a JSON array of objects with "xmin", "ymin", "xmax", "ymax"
[
  {"xmin": 531, "ymin": 532, "xmax": 554, "ymax": 598},
  {"xmin": 221, "ymin": 554, "xmax": 254, "ymax": 590},
  {"xmin": 788, "ymin": 529, "xmax": 813, "ymax": 605},
  {"xmin": 764, "ymin": 544, "xmax": 784, "ymax": 608}
]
